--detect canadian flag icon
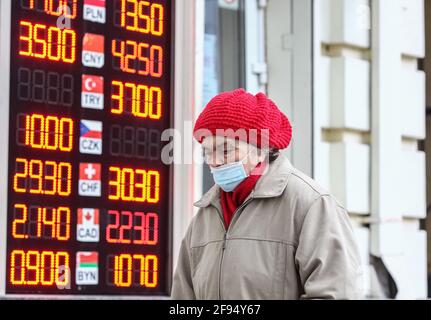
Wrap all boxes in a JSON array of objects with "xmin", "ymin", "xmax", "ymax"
[
  {"xmin": 79, "ymin": 163, "xmax": 101, "ymax": 197},
  {"xmin": 82, "ymin": 75, "xmax": 104, "ymax": 110},
  {"xmin": 82, "ymin": 33, "xmax": 104, "ymax": 68},
  {"xmin": 77, "ymin": 208, "xmax": 100, "ymax": 242}
]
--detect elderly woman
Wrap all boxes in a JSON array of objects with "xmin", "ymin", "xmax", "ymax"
[{"xmin": 171, "ymin": 89, "xmax": 362, "ymax": 300}]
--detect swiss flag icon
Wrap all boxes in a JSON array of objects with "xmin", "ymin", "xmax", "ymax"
[
  {"xmin": 80, "ymin": 163, "xmax": 101, "ymax": 181},
  {"xmin": 79, "ymin": 163, "xmax": 101, "ymax": 197}
]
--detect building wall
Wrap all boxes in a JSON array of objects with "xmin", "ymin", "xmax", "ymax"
[{"xmin": 313, "ymin": 0, "xmax": 427, "ymax": 299}]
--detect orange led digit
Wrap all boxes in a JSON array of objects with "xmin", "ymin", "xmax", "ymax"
[
  {"xmin": 146, "ymin": 170, "xmax": 160, "ymax": 203},
  {"xmin": 13, "ymin": 158, "xmax": 28, "ymax": 193},
  {"xmin": 150, "ymin": 45, "xmax": 163, "ymax": 77},
  {"xmin": 36, "ymin": 207, "xmax": 43, "ymax": 237},
  {"xmin": 118, "ymin": 211, "xmax": 133, "ymax": 244},
  {"xmin": 42, "ymin": 207, "xmax": 56, "ymax": 239},
  {"xmin": 133, "ymin": 211, "xmax": 145, "ymax": 244},
  {"xmin": 24, "ymin": 114, "xmax": 74, "ymax": 152},
  {"xmin": 143, "ymin": 255, "xmax": 158, "ymax": 287},
  {"xmin": 111, "ymin": 81, "xmax": 124, "ymax": 114},
  {"xmin": 120, "ymin": 0, "xmax": 164, "ymax": 36},
  {"xmin": 44, "ymin": 161, "xmax": 57, "ymax": 195},
  {"xmin": 9, "ymin": 250, "xmax": 70, "ymax": 286},
  {"xmin": 40, "ymin": 251, "xmax": 55, "ymax": 285},
  {"xmin": 10, "ymin": 250, "xmax": 26, "ymax": 285},
  {"xmin": 26, "ymin": 250, "xmax": 40, "ymax": 285},
  {"xmin": 108, "ymin": 166, "xmax": 160, "ymax": 203},
  {"xmin": 114, "ymin": 254, "xmax": 132, "ymax": 287},
  {"xmin": 106, "ymin": 210, "xmax": 120, "ymax": 243},
  {"xmin": 134, "ymin": 169, "xmax": 146, "ymax": 202},
  {"xmin": 47, "ymin": 26, "xmax": 62, "ymax": 61},
  {"xmin": 106, "ymin": 211, "xmax": 158, "ymax": 245},
  {"xmin": 56, "ymin": 207, "xmax": 70, "ymax": 241},
  {"xmin": 135, "ymin": 85, "xmax": 149, "ymax": 118},
  {"xmin": 19, "ymin": 21, "xmax": 32, "ymax": 57},
  {"xmin": 109, "ymin": 167, "xmax": 121, "ymax": 200},
  {"xmin": 30, "ymin": 114, "xmax": 44, "ymax": 148},
  {"xmin": 137, "ymin": 42, "xmax": 150, "ymax": 75},
  {"xmin": 11, "ymin": 204, "xmax": 70, "ymax": 240},
  {"xmin": 121, "ymin": 168, "xmax": 135, "ymax": 201},
  {"xmin": 110, "ymin": 81, "xmax": 163, "ymax": 119},
  {"xmin": 29, "ymin": 159, "xmax": 43, "ymax": 194},
  {"xmin": 151, "ymin": 4, "xmax": 164, "ymax": 36},
  {"xmin": 124, "ymin": 82, "xmax": 137, "ymax": 117},
  {"xmin": 55, "ymin": 251, "xmax": 70, "ymax": 286},
  {"xmin": 12, "ymin": 204, "xmax": 28, "ymax": 239},
  {"xmin": 45, "ymin": 0, "xmax": 78, "ymax": 19},
  {"xmin": 45, "ymin": 116, "xmax": 59, "ymax": 150},
  {"xmin": 148, "ymin": 86, "xmax": 162, "ymax": 120},
  {"xmin": 19, "ymin": 21, "xmax": 76, "ymax": 63},
  {"xmin": 59, "ymin": 117, "xmax": 73, "ymax": 152},
  {"xmin": 111, "ymin": 39, "xmax": 163, "ymax": 77},
  {"xmin": 13, "ymin": 158, "xmax": 72, "ymax": 196},
  {"xmin": 57, "ymin": 162, "xmax": 72, "ymax": 196},
  {"xmin": 113, "ymin": 254, "xmax": 158, "ymax": 288},
  {"xmin": 61, "ymin": 29, "xmax": 76, "ymax": 63},
  {"xmin": 145, "ymin": 212, "xmax": 159, "ymax": 245},
  {"xmin": 33, "ymin": 23, "xmax": 47, "ymax": 59}
]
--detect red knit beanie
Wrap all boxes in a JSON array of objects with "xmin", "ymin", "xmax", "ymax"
[{"xmin": 193, "ymin": 88, "xmax": 292, "ymax": 149}]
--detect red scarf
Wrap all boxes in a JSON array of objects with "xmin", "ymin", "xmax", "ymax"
[{"xmin": 219, "ymin": 162, "xmax": 266, "ymax": 229}]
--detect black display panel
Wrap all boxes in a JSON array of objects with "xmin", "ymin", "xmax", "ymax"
[{"xmin": 6, "ymin": 0, "xmax": 174, "ymax": 295}]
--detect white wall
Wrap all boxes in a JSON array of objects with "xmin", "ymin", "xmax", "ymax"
[{"xmin": 313, "ymin": 0, "xmax": 427, "ymax": 299}]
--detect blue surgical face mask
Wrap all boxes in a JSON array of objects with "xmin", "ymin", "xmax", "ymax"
[{"xmin": 210, "ymin": 152, "xmax": 249, "ymax": 192}]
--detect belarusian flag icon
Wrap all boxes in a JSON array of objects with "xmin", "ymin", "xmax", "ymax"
[{"xmin": 76, "ymin": 252, "xmax": 99, "ymax": 285}]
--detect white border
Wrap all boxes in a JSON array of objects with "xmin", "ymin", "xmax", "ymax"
[{"xmin": 0, "ymin": 0, "xmax": 11, "ymax": 297}]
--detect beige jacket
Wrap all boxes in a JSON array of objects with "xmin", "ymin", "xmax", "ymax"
[{"xmin": 171, "ymin": 154, "xmax": 363, "ymax": 299}]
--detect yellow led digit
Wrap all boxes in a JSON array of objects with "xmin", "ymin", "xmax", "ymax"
[
  {"xmin": 146, "ymin": 170, "xmax": 160, "ymax": 203},
  {"xmin": 111, "ymin": 81, "xmax": 124, "ymax": 114},
  {"xmin": 144, "ymin": 255, "xmax": 158, "ymax": 287},
  {"xmin": 10, "ymin": 250, "xmax": 26, "ymax": 285},
  {"xmin": 29, "ymin": 160, "xmax": 43, "ymax": 194},
  {"xmin": 12, "ymin": 204, "xmax": 28, "ymax": 239},
  {"xmin": 56, "ymin": 207, "xmax": 70, "ymax": 241},
  {"xmin": 109, "ymin": 167, "xmax": 121, "ymax": 200},
  {"xmin": 19, "ymin": 21, "xmax": 33, "ymax": 57},
  {"xmin": 25, "ymin": 250, "xmax": 40, "ymax": 285},
  {"xmin": 57, "ymin": 162, "xmax": 72, "ymax": 196},
  {"xmin": 40, "ymin": 251, "xmax": 55, "ymax": 285}
]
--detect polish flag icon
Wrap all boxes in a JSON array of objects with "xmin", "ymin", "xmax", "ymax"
[
  {"xmin": 84, "ymin": 0, "xmax": 106, "ymax": 24},
  {"xmin": 82, "ymin": 33, "xmax": 105, "ymax": 68},
  {"xmin": 79, "ymin": 163, "xmax": 101, "ymax": 197},
  {"xmin": 82, "ymin": 75, "xmax": 104, "ymax": 110}
]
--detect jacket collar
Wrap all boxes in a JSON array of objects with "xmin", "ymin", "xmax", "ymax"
[{"xmin": 193, "ymin": 154, "xmax": 294, "ymax": 208}]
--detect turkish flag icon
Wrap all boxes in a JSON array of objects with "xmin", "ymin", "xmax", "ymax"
[{"xmin": 81, "ymin": 75, "xmax": 104, "ymax": 109}]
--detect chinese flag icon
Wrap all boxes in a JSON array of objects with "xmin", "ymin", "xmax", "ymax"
[{"xmin": 82, "ymin": 33, "xmax": 105, "ymax": 68}]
